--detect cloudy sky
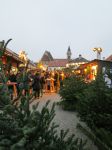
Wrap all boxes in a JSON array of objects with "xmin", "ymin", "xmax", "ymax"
[{"xmin": 0, "ymin": 0, "xmax": 112, "ymax": 62}]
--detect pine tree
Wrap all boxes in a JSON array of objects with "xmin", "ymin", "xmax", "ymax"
[
  {"xmin": 77, "ymin": 123, "xmax": 112, "ymax": 150},
  {"xmin": 0, "ymin": 90, "xmax": 87, "ymax": 150},
  {"xmin": 59, "ymin": 75, "xmax": 86, "ymax": 110},
  {"xmin": 77, "ymin": 75, "xmax": 112, "ymax": 150},
  {"xmin": 77, "ymin": 75, "xmax": 112, "ymax": 132}
]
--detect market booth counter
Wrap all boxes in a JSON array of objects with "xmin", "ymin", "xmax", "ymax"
[{"xmin": 0, "ymin": 82, "xmax": 17, "ymax": 99}]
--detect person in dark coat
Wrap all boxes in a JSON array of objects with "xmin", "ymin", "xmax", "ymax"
[
  {"xmin": 32, "ymin": 72, "xmax": 41, "ymax": 99},
  {"xmin": 8, "ymin": 71, "xmax": 17, "ymax": 100},
  {"xmin": 40, "ymin": 72, "xmax": 45, "ymax": 97}
]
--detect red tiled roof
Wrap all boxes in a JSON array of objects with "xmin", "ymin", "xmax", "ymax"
[
  {"xmin": 48, "ymin": 59, "xmax": 68, "ymax": 67},
  {"xmin": 106, "ymin": 55, "xmax": 112, "ymax": 61}
]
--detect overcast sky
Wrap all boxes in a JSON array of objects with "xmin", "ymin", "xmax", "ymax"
[{"xmin": 0, "ymin": 0, "xmax": 112, "ymax": 62}]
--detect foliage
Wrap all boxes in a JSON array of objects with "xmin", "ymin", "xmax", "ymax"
[
  {"xmin": 0, "ymin": 91, "xmax": 87, "ymax": 150},
  {"xmin": 77, "ymin": 123, "xmax": 112, "ymax": 150},
  {"xmin": 59, "ymin": 72, "xmax": 112, "ymax": 149},
  {"xmin": 0, "ymin": 72, "xmax": 10, "ymax": 108},
  {"xmin": 0, "ymin": 39, "xmax": 12, "ymax": 56},
  {"xmin": 62, "ymin": 66, "xmax": 74, "ymax": 74},
  {"xmin": 0, "ymin": 40, "xmax": 87, "ymax": 150},
  {"xmin": 0, "ymin": 39, "xmax": 12, "ymax": 72},
  {"xmin": 77, "ymin": 75, "xmax": 112, "ymax": 132},
  {"xmin": 106, "ymin": 68, "xmax": 112, "ymax": 87},
  {"xmin": 106, "ymin": 69, "xmax": 112, "ymax": 80},
  {"xmin": 59, "ymin": 76, "xmax": 86, "ymax": 110}
]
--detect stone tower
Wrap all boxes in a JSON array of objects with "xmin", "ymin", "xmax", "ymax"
[{"xmin": 67, "ymin": 46, "xmax": 72, "ymax": 60}]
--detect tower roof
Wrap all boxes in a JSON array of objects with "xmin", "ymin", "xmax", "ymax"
[
  {"xmin": 67, "ymin": 46, "xmax": 72, "ymax": 60},
  {"xmin": 68, "ymin": 46, "xmax": 71, "ymax": 51},
  {"xmin": 67, "ymin": 46, "xmax": 71, "ymax": 53}
]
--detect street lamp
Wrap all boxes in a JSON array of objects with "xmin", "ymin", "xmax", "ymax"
[{"xmin": 92, "ymin": 47, "xmax": 102, "ymax": 60}]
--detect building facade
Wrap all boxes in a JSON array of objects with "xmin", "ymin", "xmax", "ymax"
[{"xmin": 48, "ymin": 59, "xmax": 68, "ymax": 71}]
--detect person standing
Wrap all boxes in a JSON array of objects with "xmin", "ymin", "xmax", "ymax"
[
  {"xmin": 40, "ymin": 72, "xmax": 45, "ymax": 97},
  {"xmin": 8, "ymin": 71, "xmax": 17, "ymax": 100},
  {"xmin": 54, "ymin": 71, "xmax": 59, "ymax": 92},
  {"xmin": 32, "ymin": 72, "xmax": 41, "ymax": 99}
]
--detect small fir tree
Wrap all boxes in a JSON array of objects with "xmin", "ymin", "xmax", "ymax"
[
  {"xmin": 59, "ymin": 75, "xmax": 86, "ymax": 110},
  {"xmin": 77, "ymin": 75, "xmax": 112, "ymax": 132}
]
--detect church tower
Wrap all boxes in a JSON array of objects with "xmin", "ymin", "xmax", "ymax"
[{"xmin": 67, "ymin": 46, "xmax": 72, "ymax": 60}]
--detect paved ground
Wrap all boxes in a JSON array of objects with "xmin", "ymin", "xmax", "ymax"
[{"xmin": 30, "ymin": 93, "xmax": 97, "ymax": 150}]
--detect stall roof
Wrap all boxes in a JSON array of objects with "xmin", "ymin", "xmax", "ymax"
[
  {"xmin": 77, "ymin": 59, "xmax": 112, "ymax": 70},
  {"xmin": 5, "ymin": 48, "xmax": 23, "ymax": 62}
]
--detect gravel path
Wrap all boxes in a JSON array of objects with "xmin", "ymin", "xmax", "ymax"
[{"xmin": 30, "ymin": 93, "xmax": 97, "ymax": 150}]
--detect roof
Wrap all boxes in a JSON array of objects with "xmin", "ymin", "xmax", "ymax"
[
  {"xmin": 5, "ymin": 48, "xmax": 22, "ymax": 62},
  {"xmin": 106, "ymin": 55, "xmax": 112, "ymax": 61},
  {"xmin": 5, "ymin": 49, "xmax": 36, "ymax": 67},
  {"xmin": 78, "ymin": 59, "xmax": 112, "ymax": 70},
  {"xmin": 73, "ymin": 57, "xmax": 89, "ymax": 63},
  {"xmin": 41, "ymin": 51, "xmax": 53, "ymax": 61},
  {"xmin": 48, "ymin": 59, "xmax": 68, "ymax": 67},
  {"xmin": 28, "ymin": 60, "xmax": 37, "ymax": 67},
  {"xmin": 67, "ymin": 46, "xmax": 72, "ymax": 54},
  {"xmin": 70, "ymin": 55, "xmax": 89, "ymax": 63}
]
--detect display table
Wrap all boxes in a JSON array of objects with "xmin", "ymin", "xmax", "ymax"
[{"xmin": 45, "ymin": 78, "xmax": 55, "ymax": 93}]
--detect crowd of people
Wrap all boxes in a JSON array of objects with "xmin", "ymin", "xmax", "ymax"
[{"xmin": 6, "ymin": 69, "xmax": 67, "ymax": 100}]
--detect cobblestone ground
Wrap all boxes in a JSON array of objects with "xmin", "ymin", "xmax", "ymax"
[{"xmin": 30, "ymin": 93, "xmax": 97, "ymax": 150}]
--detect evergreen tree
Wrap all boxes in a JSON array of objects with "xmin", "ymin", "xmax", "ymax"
[
  {"xmin": 59, "ymin": 75, "xmax": 86, "ymax": 110},
  {"xmin": 0, "ymin": 40, "xmax": 87, "ymax": 150},
  {"xmin": 77, "ymin": 123, "xmax": 112, "ymax": 150},
  {"xmin": 77, "ymin": 75, "xmax": 112, "ymax": 132},
  {"xmin": 76, "ymin": 75, "xmax": 112, "ymax": 149},
  {"xmin": 0, "ymin": 89, "xmax": 87, "ymax": 149}
]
